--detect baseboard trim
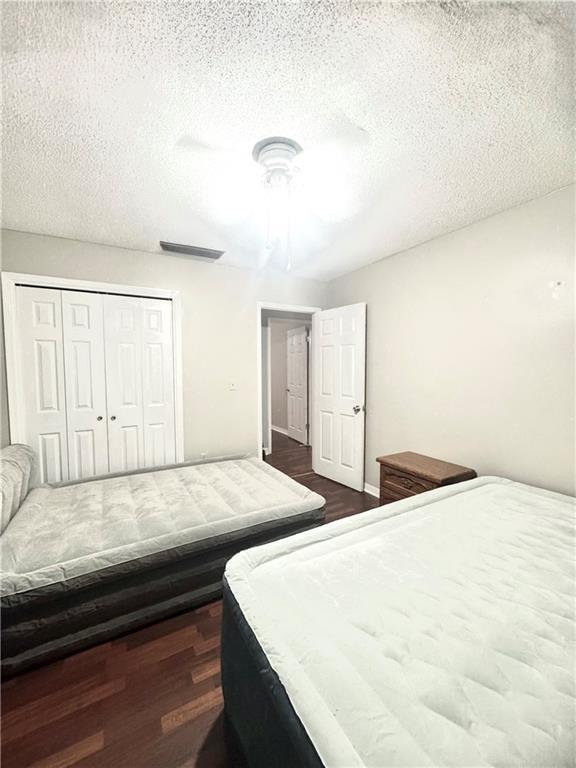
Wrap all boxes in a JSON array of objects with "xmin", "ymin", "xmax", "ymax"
[
  {"xmin": 271, "ymin": 426, "xmax": 289, "ymax": 436},
  {"xmin": 363, "ymin": 483, "xmax": 380, "ymax": 498}
]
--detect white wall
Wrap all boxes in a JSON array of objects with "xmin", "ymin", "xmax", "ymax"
[
  {"xmin": 328, "ymin": 186, "xmax": 575, "ymax": 495},
  {"xmin": 269, "ymin": 318, "xmax": 309, "ymax": 431},
  {"xmin": 0, "ymin": 230, "xmax": 326, "ymax": 457},
  {"xmin": 2, "ymin": 187, "xmax": 574, "ymax": 495}
]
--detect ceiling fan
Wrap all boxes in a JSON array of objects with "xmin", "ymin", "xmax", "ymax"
[
  {"xmin": 174, "ymin": 113, "xmax": 369, "ymax": 159},
  {"xmin": 173, "ymin": 115, "xmax": 371, "ymax": 269}
]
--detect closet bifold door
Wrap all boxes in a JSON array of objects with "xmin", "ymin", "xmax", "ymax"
[
  {"xmin": 16, "ymin": 286, "xmax": 69, "ymax": 484},
  {"xmin": 104, "ymin": 294, "xmax": 146, "ymax": 473},
  {"xmin": 141, "ymin": 298, "xmax": 176, "ymax": 467},
  {"xmin": 61, "ymin": 291, "xmax": 109, "ymax": 480},
  {"xmin": 104, "ymin": 295, "xmax": 176, "ymax": 473}
]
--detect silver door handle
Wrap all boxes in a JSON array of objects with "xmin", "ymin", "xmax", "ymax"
[
  {"xmin": 110, "ymin": 416, "xmax": 117, "ymax": 421},
  {"xmin": 353, "ymin": 405, "xmax": 364, "ymax": 415},
  {"xmin": 97, "ymin": 416, "xmax": 103, "ymax": 421}
]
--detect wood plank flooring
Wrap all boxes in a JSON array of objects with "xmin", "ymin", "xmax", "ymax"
[{"xmin": 1, "ymin": 432, "xmax": 379, "ymax": 768}]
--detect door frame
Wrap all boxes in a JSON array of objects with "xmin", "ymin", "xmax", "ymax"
[
  {"xmin": 261, "ymin": 320, "xmax": 272, "ymax": 455},
  {"xmin": 1, "ymin": 271, "xmax": 185, "ymax": 463},
  {"xmin": 256, "ymin": 302, "xmax": 321, "ymax": 459}
]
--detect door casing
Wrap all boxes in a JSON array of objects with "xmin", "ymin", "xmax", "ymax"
[{"xmin": 256, "ymin": 302, "xmax": 321, "ymax": 459}]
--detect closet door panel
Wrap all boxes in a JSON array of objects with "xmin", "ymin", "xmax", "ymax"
[
  {"xmin": 104, "ymin": 295, "xmax": 145, "ymax": 472},
  {"xmin": 16, "ymin": 287, "xmax": 69, "ymax": 483},
  {"xmin": 62, "ymin": 291, "xmax": 109, "ymax": 480},
  {"xmin": 142, "ymin": 299, "xmax": 176, "ymax": 467}
]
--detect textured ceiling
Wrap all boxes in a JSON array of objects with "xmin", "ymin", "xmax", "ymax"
[{"xmin": 2, "ymin": 1, "xmax": 574, "ymax": 281}]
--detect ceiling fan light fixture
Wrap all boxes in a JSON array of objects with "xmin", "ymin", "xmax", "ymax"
[
  {"xmin": 252, "ymin": 137, "xmax": 302, "ymax": 269},
  {"xmin": 252, "ymin": 136, "xmax": 303, "ymax": 182}
]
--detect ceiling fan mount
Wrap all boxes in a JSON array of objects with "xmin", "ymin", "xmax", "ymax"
[{"xmin": 252, "ymin": 137, "xmax": 302, "ymax": 184}]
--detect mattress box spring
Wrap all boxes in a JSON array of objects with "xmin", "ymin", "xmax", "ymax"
[{"xmin": 222, "ymin": 577, "xmax": 325, "ymax": 768}]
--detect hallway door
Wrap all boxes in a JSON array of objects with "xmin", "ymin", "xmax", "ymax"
[
  {"xmin": 312, "ymin": 303, "xmax": 366, "ymax": 491},
  {"xmin": 286, "ymin": 326, "xmax": 309, "ymax": 444}
]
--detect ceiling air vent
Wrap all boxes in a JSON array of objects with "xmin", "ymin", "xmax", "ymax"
[{"xmin": 159, "ymin": 241, "xmax": 224, "ymax": 260}]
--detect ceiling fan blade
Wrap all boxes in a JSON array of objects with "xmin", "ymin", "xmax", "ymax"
[
  {"xmin": 323, "ymin": 114, "xmax": 371, "ymax": 147},
  {"xmin": 174, "ymin": 134, "xmax": 221, "ymax": 155}
]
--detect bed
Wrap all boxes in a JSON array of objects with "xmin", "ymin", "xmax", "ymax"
[
  {"xmin": 0, "ymin": 445, "xmax": 325, "ymax": 677},
  {"xmin": 222, "ymin": 476, "xmax": 575, "ymax": 768}
]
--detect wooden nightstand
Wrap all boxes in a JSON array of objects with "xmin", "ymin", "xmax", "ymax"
[{"xmin": 376, "ymin": 452, "xmax": 477, "ymax": 505}]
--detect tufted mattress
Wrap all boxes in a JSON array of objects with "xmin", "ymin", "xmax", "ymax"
[
  {"xmin": 222, "ymin": 477, "xmax": 575, "ymax": 768},
  {"xmin": 1, "ymin": 458, "xmax": 325, "ymax": 676}
]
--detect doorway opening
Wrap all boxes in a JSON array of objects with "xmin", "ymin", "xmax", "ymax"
[
  {"xmin": 257, "ymin": 301, "xmax": 368, "ymax": 493},
  {"xmin": 260, "ymin": 306, "xmax": 315, "ymax": 459}
]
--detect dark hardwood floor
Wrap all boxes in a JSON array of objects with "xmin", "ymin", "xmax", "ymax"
[{"xmin": 1, "ymin": 432, "xmax": 379, "ymax": 768}]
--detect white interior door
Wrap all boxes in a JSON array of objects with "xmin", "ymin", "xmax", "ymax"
[
  {"xmin": 16, "ymin": 286, "xmax": 69, "ymax": 484},
  {"xmin": 312, "ymin": 303, "xmax": 366, "ymax": 491},
  {"xmin": 104, "ymin": 294, "xmax": 145, "ymax": 473},
  {"xmin": 62, "ymin": 291, "xmax": 109, "ymax": 480},
  {"xmin": 287, "ymin": 326, "xmax": 309, "ymax": 445},
  {"xmin": 141, "ymin": 298, "xmax": 176, "ymax": 467}
]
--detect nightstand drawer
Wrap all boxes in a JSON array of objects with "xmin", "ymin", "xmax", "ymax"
[
  {"xmin": 380, "ymin": 466, "xmax": 436, "ymax": 496},
  {"xmin": 379, "ymin": 486, "xmax": 408, "ymax": 505}
]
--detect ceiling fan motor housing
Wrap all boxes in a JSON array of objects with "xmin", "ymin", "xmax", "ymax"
[{"xmin": 252, "ymin": 137, "xmax": 302, "ymax": 186}]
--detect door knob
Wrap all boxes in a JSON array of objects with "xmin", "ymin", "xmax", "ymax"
[
  {"xmin": 96, "ymin": 416, "xmax": 103, "ymax": 421},
  {"xmin": 353, "ymin": 405, "xmax": 363, "ymax": 415},
  {"xmin": 110, "ymin": 416, "xmax": 117, "ymax": 421}
]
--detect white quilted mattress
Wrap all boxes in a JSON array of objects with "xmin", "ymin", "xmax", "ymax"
[
  {"xmin": 1, "ymin": 458, "xmax": 324, "ymax": 596},
  {"xmin": 225, "ymin": 477, "xmax": 575, "ymax": 768}
]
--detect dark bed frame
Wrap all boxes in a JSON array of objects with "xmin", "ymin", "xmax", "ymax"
[
  {"xmin": 221, "ymin": 578, "xmax": 325, "ymax": 768},
  {"xmin": 1, "ymin": 508, "xmax": 324, "ymax": 678}
]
